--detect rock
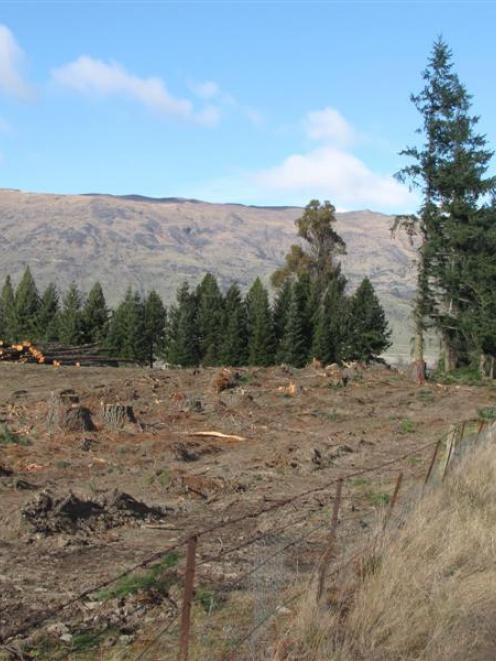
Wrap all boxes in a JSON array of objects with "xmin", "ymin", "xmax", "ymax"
[
  {"xmin": 46, "ymin": 622, "xmax": 69, "ymax": 636},
  {"xmin": 60, "ymin": 633, "xmax": 73, "ymax": 643}
]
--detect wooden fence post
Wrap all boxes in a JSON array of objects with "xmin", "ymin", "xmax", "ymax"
[
  {"xmin": 178, "ymin": 535, "xmax": 198, "ymax": 661},
  {"xmin": 316, "ymin": 478, "xmax": 343, "ymax": 603},
  {"xmin": 383, "ymin": 472, "xmax": 403, "ymax": 531},
  {"xmin": 442, "ymin": 424, "xmax": 458, "ymax": 481},
  {"xmin": 423, "ymin": 439, "xmax": 441, "ymax": 491}
]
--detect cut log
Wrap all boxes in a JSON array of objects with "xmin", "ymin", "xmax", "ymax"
[{"xmin": 184, "ymin": 431, "xmax": 247, "ymax": 442}]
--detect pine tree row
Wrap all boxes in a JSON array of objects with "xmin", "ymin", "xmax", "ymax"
[{"xmin": 0, "ymin": 264, "xmax": 391, "ymax": 368}]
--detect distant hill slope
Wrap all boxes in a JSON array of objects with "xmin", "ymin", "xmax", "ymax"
[{"xmin": 0, "ymin": 189, "xmax": 416, "ymax": 353}]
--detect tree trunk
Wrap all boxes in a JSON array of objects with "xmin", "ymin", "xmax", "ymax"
[
  {"xmin": 413, "ymin": 327, "xmax": 426, "ymax": 384},
  {"xmin": 441, "ymin": 334, "xmax": 457, "ymax": 373}
]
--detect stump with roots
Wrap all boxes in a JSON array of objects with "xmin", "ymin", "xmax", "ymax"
[
  {"xmin": 102, "ymin": 404, "xmax": 137, "ymax": 430},
  {"xmin": 62, "ymin": 406, "xmax": 96, "ymax": 432}
]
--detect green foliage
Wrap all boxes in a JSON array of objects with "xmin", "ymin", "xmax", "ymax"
[
  {"xmin": 0, "ymin": 275, "xmax": 16, "ymax": 341},
  {"xmin": 397, "ymin": 38, "xmax": 496, "ymax": 372},
  {"xmin": 106, "ymin": 288, "xmax": 147, "ymax": 363},
  {"xmin": 221, "ymin": 283, "xmax": 248, "ymax": 366},
  {"xmin": 58, "ymin": 283, "xmax": 85, "ymax": 345},
  {"xmin": 144, "ymin": 289, "xmax": 166, "ymax": 366},
  {"xmin": 478, "ymin": 407, "xmax": 496, "ymax": 421},
  {"xmin": 37, "ymin": 283, "xmax": 60, "ymax": 342},
  {"xmin": 312, "ymin": 276, "xmax": 347, "ymax": 365},
  {"xmin": 196, "ymin": 273, "xmax": 224, "ymax": 366},
  {"xmin": 272, "ymin": 199, "xmax": 346, "ymax": 291},
  {"xmin": 345, "ymin": 278, "xmax": 391, "ymax": 361},
  {"xmin": 0, "ymin": 423, "xmax": 31, "ymax": 446},
  {"xmin": 15, "ymin": 267, "xmax": 40, "ymax": 340},
  {"xmin": 399, "ymin": 418, "xmax": 416, "ymax": 434},
  {"xmin": 367, "ymin": 490, "xmax": 391, "ymax": 507},
  {"xmin": 82, "ymin": 281, "xmax": 109, "ymax": 343},
  {"xmin": 166, "ymin": 282, "xmax": 200, "ymax": 366},
  {"xmin": 246, "ymin": 278, "xmax": 275, "ymax": 366},
  {"xmin": 95, "ymin": 552, "xmax": 179, "ymax": 600},
  {"xmin": 196, "ymin": 586, "xmax": 226, "ymax": 613},
  {"xmin": 278, "ymin": 284, "xmax": 308, "ymax": 367}
]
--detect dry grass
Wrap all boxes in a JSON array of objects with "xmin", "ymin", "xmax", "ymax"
[{"xmin": 278, "ymin": 430, "xmax": 496, "ymax": 661}]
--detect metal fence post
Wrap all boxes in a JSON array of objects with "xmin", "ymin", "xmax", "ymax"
[{"xmin": 178, "ymin": 535, "xmax": 198, "ymax": 661}]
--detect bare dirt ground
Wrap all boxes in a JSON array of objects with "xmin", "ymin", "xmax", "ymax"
[{"xmin": 0, "ymin": 362, "xmax": 494, "ymax": 660}]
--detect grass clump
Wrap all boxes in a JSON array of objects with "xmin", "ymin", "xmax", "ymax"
[
  {"xmin": 196, "ymin": 586, "xmax": 227, "ymax": 614},
  {"xmin": 280, "ymin": 436, "xmax": 496, "ymax": 660},
  {"xmin": 399, "ymin": 418, "xmax": 415, "ymax": 434},
  {"xmin": 0, "ymin": 423, "xmax": 31, "ymax": 446},
  {"xmin": 94, "ymin": 552, "xmax": 179, "ymax": 600},
  {"xmin": 478, "ymin": 406, "xmax": 496, "ymax": 421}
]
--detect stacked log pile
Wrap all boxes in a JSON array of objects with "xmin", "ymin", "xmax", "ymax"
[{"xmin": 0, "ymin": 341, "xmax": 133, "ymax": 367}]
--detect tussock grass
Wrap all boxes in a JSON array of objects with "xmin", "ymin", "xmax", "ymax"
[{"xmin": 277, "ymin": 436, "xmax": 496, "ymax": 660}]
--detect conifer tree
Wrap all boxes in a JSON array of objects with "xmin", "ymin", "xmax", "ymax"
[
  {"xmin": 15, "ymin": 266, "xmax": 40, "ymax": 340},
  {"xmin": 312, "ymin": 278, "xmax": 347, "ymax": 365},
  {"xmin": 397, "ymin": 38, "xmax": 496, "ymax": 372},
  {"xmin": 278, "ymin": 287, "xmax": 308, "ymax": 367},
  {"xmin": 37, "ymin": 283, "xmax": 60, "ymax": 342},
  {"xmin": 82, "ymin": 282, "xmax": 109, "ymax": 343},
  {"xmin": 221, "ymin": 283, "xmax": 248, "ymax": 366},
  {"xmin": 246, "ymin": 278, "xmax": 275, "ymax": 366},
  {"xmin": 273, "ymin": 279, "xmax": 292, "ymax": 354},
  {"xmin": 144, "ymin": 290, "xmax": 166, "ymax": 367},
  {"xmin": 106, "ymin": 288, "xmax": 147, "ymax": 363},
  {"xmin": 1, "ymin": 275, "xmax": 16, "ymax": 341},
  {"xmin": 196, "ymin": 273, "xmax": 224, "ymax": 365},
  {"xmin": 166, "ymin": 282, "xmax": 199, "ymax": 366},
  {"xmin": 58, "ymin": 283, "xmax": 85, "ymax": 345},
  {"xmin": 345, "ymin": 278, "xmax": 391, "ymax": 361}
]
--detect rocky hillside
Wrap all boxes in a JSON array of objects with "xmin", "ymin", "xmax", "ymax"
[{"xmin": 0, "ymin": 189, "xmax": 416, "ymax": 353}]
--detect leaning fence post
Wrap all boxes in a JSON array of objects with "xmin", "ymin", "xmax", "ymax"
[
  {"xmin": 442, "ymin": 424, "xmax": 457, "ymax": 481},
  {"xmin": 423, "ymin": 439, "xmax": 441, "ymax": 492},
  {"xmin": 383, "ymin": 472, "xmax": 403, "ymax": 531},
  {"xmin": 316, "ymin": 478, "xmax": 343, "ymax": 603},
  {"xmin": 177, "ymin": 535, "xmax": 198, "ymax": 661}
]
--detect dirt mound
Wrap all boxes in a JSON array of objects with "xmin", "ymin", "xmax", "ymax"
[{"xmin": 22, "ymin": 490, "xmax": 169, "ymax": 534}]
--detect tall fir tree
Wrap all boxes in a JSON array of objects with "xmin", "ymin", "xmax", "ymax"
[
  {"xmin": 1, "ymin": 275, "xmax": 16, "ymax": 342},
  {"xmin": 58, "ymin": 283, "xmax": 85, "ymax": 345},
  {"xmin": 196, "ymin": 273, "xmax": 224, "ymax": 366},
  {"xmin": 82, "ymin": 282, "xmax": 109, "ymax": 343},
  {"xmin": 221, "ymin": 283, "xmax": 248, "ymax": 366},
  {"xmin": 246, "ymin": 278, "xmax": 275, "ymax": 366},
  {"xmin": 345, "ymin": 278, "xmax": 391, "ymax": 361},
  {"xmin": 397, "ymin": 38, "xmax": 496, "ymax": 373},
  {"xmin": 37, "ymin": 283, "xmax": 60, "ymax": 342},
  {"xmin": 15, "ymin": 267, "xmax": 40, "ymax": 340},
  {"xmin": 166, "ymin": 282, "xmax": 199, "ymax": 366},
  {"xmin": 144, "ymin": 290, "xmax": 166, "ymax": 367}
]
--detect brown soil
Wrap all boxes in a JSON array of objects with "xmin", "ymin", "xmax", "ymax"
[{"xmin": 0, "ymin": 362, "xmax": 493, "ymax": 659}]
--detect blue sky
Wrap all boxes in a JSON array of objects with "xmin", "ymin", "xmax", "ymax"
[{"xmin": 0, "ymin": 1, "xmax": 495, "ymax": 212}]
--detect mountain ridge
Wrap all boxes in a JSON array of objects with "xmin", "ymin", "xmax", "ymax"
[{"xmin": 0, "ymin": 188, "xmax": 416, "ymax": 353}]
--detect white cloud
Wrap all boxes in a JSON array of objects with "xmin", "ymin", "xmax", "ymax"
[
  {"xmin": 304, "ymin": 107, "xmax": 355, "ymax": 146},
  {"xmin": 0, "ymin": 25, "xmax": 33, "ymax": 100},
  {"xmin": 189, "ymin": 80, "xmax": 220, "ymax": 100},
  {"xmin": 252, "ymin": 145, "xmax": 414, "ymax": 209},
  {"xmin": 189, "ymin": 78, "xmax": 262, "ymax": 125},
  {"xmin": 186, "ymin": 109, "xmax": 416, "ymax": 212},
  {"xmin": 52, "ymin": 56, "xmax": 219, "ymax": 125}
]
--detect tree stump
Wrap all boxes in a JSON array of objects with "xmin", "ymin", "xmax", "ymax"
[
  {"xmin": 62, "ymin": 406, "xmax": 96, "ymax": 432},
  {"xmin": 102, "ymin": 404, "xmax": 137, "ymax": 430}
]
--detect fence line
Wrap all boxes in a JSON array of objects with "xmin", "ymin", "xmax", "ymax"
[{"xmin": 3, "ymin": 423, "xmax": 488, "ymax": 657}]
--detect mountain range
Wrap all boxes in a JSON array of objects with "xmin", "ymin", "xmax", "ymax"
[{"xmin": 0, "ymin": 188, "xmax": 417, "ymax": 356}]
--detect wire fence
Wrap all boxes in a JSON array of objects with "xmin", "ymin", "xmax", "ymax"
[{"xmin": 1, "ymin": 418, "xmax": 494, "ymax": 661}]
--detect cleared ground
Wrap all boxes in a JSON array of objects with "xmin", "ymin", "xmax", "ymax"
[{"xmin": 0, "ymin": 362, "xmax": 494, "ymax": 659}]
